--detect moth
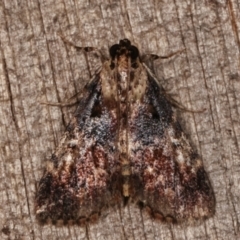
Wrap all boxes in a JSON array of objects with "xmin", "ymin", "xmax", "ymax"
[{"xmin": 35, "ymin": 39, "xmax": 215, "ymax": 224}]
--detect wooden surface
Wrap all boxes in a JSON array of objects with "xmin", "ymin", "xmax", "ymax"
[{"xmin": 0, "ymin": 0, "xmax": 239, "ymax": 239}]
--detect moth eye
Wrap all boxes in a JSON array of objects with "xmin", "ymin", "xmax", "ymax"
[
  {"xmin": 130, "ymin": 46, "xmax": 139, "ymax": 59},
  {"xmin": 109, "ymin": 44, "xmax": 120, "ymax": 58}
]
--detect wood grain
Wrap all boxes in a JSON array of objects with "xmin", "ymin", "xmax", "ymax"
[{"xmin": 0, "ymin": 0, "xmax": 239, "ymax": 239}]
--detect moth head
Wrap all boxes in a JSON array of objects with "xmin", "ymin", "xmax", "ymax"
[{"xmin": 109, "ymin": 39, "xmax": 139, "ymax": 61}]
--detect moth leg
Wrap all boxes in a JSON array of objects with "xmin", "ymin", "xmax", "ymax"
[
  {"xmin": 141, "ymin": 49, "xmax": 185, "ymax": 68},
  {"xmin": 162, "ymin": 96, "xmax": 206, "ymax": 113},
  {"xmin": 57, "ymin": 32, "xmax": 107, "ymax": 62}
]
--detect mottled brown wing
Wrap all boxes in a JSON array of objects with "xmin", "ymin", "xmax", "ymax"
[
  {"xmin": 35, "ymin": 75, "xmax": 121, "ymax": 224},
  {"xmin": 129, "ymin": 71, "xmax": 215, "ymax": 223}
]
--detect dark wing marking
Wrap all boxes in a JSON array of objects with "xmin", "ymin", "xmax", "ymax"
[
  {"xmin": 35, "ymin": 75, "xmax": 121, "ymax": 224},
  {"xmin": 129, "ymin": 69, "xmax": 215, "ymax": 223}
]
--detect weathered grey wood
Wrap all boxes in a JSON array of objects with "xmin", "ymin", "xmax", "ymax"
[{"xmin": 0, "ymin": 0, "xmax": 239, "ymax": 239}]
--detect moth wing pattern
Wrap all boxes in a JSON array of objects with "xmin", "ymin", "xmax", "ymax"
[
  {"xmin": 35, "ymin": 74, "xmax": 121, "ymax": 224},
  {"xmin": 129, "ymin": 65, "xmax": 215, "ymax": 223},
  {"xmin": 35, "ymin": 38, "xmax": 215, "ymax": 225}
]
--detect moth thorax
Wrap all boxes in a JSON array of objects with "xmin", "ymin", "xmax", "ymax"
[{"xmin": 117, "ymin": 54, "xmax": 130, "ymax": 71}]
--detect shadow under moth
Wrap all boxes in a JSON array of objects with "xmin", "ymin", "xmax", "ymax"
[{"xmin": 35, "ymin": 39, "xmax": 215, "ymax": 225}]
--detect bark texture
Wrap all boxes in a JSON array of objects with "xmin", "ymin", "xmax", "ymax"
[{"xmin": 0, "ymin": 0, "xmax": 239, "ymax": 239}]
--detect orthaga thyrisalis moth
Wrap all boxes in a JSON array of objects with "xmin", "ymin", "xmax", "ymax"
[{"xmin": 35, "ymin": 39, "xmax": 215, "ymax": 224}]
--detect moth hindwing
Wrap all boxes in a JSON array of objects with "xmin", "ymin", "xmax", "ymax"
[{"xmin": 35, "ymin": 39, "xmax": 215, "ymax": 224}]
